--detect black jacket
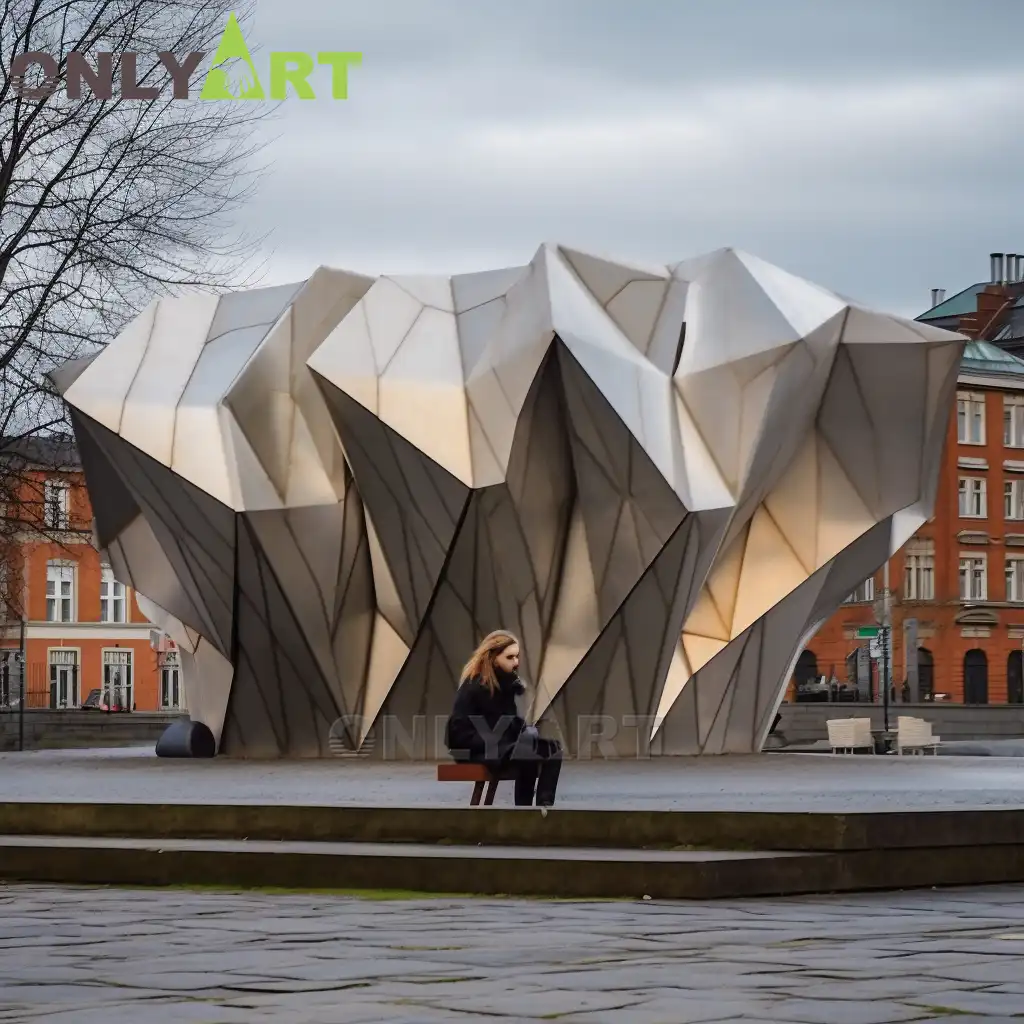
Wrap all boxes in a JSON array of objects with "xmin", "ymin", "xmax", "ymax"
[{"xmin": 445, "ymin": 670, "xmax": 525, "ymax": 762}]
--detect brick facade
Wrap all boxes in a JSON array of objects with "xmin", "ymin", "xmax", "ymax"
[
  {"xmin": 802, "ymin": 364, "xmax": 1024, "ymax": 705},
  {"xmin": 1, "ymin": 450, "xmax": 179, "ymax": 712}
]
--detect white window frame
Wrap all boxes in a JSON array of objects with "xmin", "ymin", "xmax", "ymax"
[
  {"xmin": 958, "ymin": 391, "xmax": 986, "ymax": 445},
  {"xmin": 160, "ymin": 651, "xmax": 183, "ymax": 710},
  {"xmin": 101, "ymin": 648, "xmax": 133, "ymax": 711},
  {"xmin": 958, "ymin": 476, "xmax": 987, "ymax": 518},
  {"xmin": 43, "ymin": 478, "xmax": 70, "ymax": 530},
  {"xmin": 100, "ymin": 564, "xmax": 127, "ymax": 624},
  {"xmin": 1006, "ymin": 479, "xmax": 1024, "ymax": 520},
  {"xmin": 45, "ymin": 561, "xmax": 76, "ymax": 623},
  {"xmin": 844, "ymin": 577, "xmax": 875, "ymax": 604},
  {"xmin": 1005, "ymin": 395, "xmax": 1024, "ymax": 448},
  {"xmin": 959, "ymin": 555, "xmax": 988, "ymax": 601},
  {"xmin": 903, "ymin": 540, "xmax": 935, "ymax": 601},
  {"xmin": 1007, "ymin": 558, "xmax": 1024, "ymax": 603},
  {"xmin": 47, "ymin": 647, "xmax": 81, "ymax": 709}
]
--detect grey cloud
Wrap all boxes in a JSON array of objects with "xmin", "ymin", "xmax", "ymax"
[{"xmin": 236, "ymin": 0, "xmax": 1024, "ymax": 319}]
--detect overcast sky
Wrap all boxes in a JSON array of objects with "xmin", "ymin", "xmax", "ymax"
[{"xmin": 239, "ymin": 0, "xmax": 1024, "ymax": 318}]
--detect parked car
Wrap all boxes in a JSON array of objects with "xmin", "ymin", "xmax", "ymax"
[{"xmin": 80, "ymin": 689, "xmax": 130, "ymax": 712}]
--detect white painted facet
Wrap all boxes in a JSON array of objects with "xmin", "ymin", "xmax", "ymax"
[
  {"xmin": 363, "ymin": 277, "xmax": 425, "ymax": 371},
  {"xmin": 390, "ymin": 274, "xmax": 455, "ymax": 313},
  {"xmin": 64, "ymin": 299, "xmax": 158, "ymax": 435},
  {"xmin": 120, "ymin": 293, "xmax": 219, "ymax": 467}
]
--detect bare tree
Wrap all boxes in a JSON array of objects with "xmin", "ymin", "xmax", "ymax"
[{"xmin": 0, "ymin": 0, "xmax": 272, "ymax": 625}]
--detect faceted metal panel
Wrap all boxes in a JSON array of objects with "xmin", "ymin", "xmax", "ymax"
[{"xmin": 56, "ymin": 244, "xmax": 965, "ymax": 758}]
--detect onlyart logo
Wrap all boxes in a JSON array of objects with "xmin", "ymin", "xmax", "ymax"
[{"xmin": 8, "ymin": 12, "xmax": 361, "ymax": 101}]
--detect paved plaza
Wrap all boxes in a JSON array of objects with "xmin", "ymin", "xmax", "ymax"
[
  {"xmin": 3, "ymin": 883, "xmax": 1024, "ymax": 1022},
  {"xmin": 3, "ymin": 746, "xmax": 1024, "ymax": 812}
]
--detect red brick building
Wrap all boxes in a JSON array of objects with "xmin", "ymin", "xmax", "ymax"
[
  {"xmin": 801, "ymin": 256, "xmax": 1024, "ymax": 706},
  {"xmin": 0, "ymin": 438, "xmax": 181, "ymax": 711}
]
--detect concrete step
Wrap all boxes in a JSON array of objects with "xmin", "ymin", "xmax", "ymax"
[
  {"xmin": 2, "ymin": 834, "xmax": 1024, "ymax": 899},
  {"xmin": 3, "ymin": 801, "xmax": 1024, "ymax": 852}
]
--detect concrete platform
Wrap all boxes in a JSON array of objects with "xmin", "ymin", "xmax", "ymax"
[
  {"xmin": 3, "ymin": 746, "xmax": 1024, "ymax": 811},
  {"xmin": 3, "ymin": 747, "xmax": 1024, "ymax": 899},
  {"xmin": 3, "ymin": 833, "xmax": 1024, "ymax": 900}
]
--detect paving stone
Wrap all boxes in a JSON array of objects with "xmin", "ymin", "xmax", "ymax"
[{"xmin": 3, "ymin": 883, "xmax": 1024, "ymax": 1021}]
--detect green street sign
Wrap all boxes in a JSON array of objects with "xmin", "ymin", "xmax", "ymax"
[{"xmin": 856, "ymin": 626, "xmax": 880, "ymax": 638}]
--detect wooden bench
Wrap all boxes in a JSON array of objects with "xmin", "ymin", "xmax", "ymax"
[{"xmin": 437, "ymin": 762, "xmax": 516, "ymax": 805}]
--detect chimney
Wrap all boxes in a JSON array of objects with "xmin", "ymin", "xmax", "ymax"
[
  {"xmin": 1007, "ymin": 254, "xmax": 1018, "ymax": 283},
  {"xmin": 991, "ymin": 252, "xmax": 1004, "ymax": 284},
  {"xmin": 931, "ymin": 288, "xmax": 946, "ymax": 307}
]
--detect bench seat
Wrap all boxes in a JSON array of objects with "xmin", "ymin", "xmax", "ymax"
[{"xmin": 437, "ymin": 762, "xmax": 517, "ymax": 805}]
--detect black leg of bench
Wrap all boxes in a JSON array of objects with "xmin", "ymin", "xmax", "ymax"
[
  {"xmin": 470, "ymin": 781, "xmax": 484, "ymax": 806},
  {"xmin": 484, "ymin": 779, "xmax": 499, "ymax": 806}
]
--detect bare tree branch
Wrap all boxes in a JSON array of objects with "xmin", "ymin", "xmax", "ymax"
[{"xmin": 0, "ymin": 0, "xmax": 275, "ymax": 617}]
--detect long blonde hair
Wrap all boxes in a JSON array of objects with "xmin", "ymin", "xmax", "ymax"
[{"xmin": 460, "ymin": 630, "xmax": 520, "ymax": 695}]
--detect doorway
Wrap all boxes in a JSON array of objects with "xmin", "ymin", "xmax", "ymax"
[
  {"xmin": 48, "ymin": 649, "xmax": 79, "ymax": 708},
  {"xmin": 963, "ymin": 648, "xmax": 989, "ymax": 705},
  {"xmin": 1008, "ymin": 651, "xmax": 1024, "ymax": 705},
  {"xmin": 160, "ymin": 652, "xmax": 182, "ymax": 710},
  {"xmin": 917, "ymin": 647, "xmax": 934, "ymax": 702}
]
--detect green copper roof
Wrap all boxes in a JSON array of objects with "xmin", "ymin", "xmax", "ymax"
[
  {"xmin": 919, "ymin": 284, "xmax": 986, "ymax": 321},
  {"xmin": 961, "ymin": 339, "xmax": 1024, "ymax": 377},
  {"xmin": 919, "ymin": 285, "xmax": 1024, "ymax": 322}
]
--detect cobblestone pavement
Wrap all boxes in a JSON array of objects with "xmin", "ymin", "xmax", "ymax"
[
  {"xmin": 4, "ymin": 746, "xmax": 1024, "ymax": 811},
  {"xmin": 3, "ymin": 884, "xmax": 1024, "ymax": 1023}
]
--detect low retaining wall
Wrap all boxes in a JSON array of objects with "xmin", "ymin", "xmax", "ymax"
[
  {"xmin": 778, "ymin": 702, "xmax": 1024, "ymax": 744},
  {"xmin": 0, "ymin": 711, "xmax": 182, "ymax": 752}
]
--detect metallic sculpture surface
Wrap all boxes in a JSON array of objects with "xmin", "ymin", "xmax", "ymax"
[{"xmin": 54, "ymin": 245, "xmax": 965, "ymax": 757}]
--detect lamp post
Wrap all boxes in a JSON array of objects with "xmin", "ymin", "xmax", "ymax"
[
  {"xmin": 881, "ymin": 562, "xmax": 892, "ymax": 734},
  {"xmin": 17, "ymin": 616, "xmax": 25, "ymax": 752}
]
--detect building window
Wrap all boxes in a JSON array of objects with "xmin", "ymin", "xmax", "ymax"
[
  {"xmin": 958, "ymin": 391, "xmax": 985, "ymax": 445},
  {"xmin": 1007, "ymin": 479, "xmax": 1024, "ymax": 520},
  {"xmin": 43, "ymin": 478, "xmax": 70, "ymax": 530},
  {"xmin": 100, "ymin": 565, "xmax": 126, "ymax": 623},
  {"xmin": 903, "ymin": 540, "xmax": 935, "ymax": 601},
  {"xmin": 844, "ymin": 577, "xmax": 875, "ymax": 604},
  {"xmin": 161, "ymin": 652, "xmax": 183, "ymax": 710},
  {"xmin": 45, "ymin": 562, "xmax": 75, "ymax": 622},
  {"xmin": 102, "ymin": 650, "xmax": 133, "ymax": 711},
  {"xmin": 959, "ymin": 555, "xmax": 987, "ymax": 601},
  {"xmin": 958, "ymin": 476, "xmax": 987, "ymax": 518},
  {"xmin": 48, "ymin": 649, "xmax": 79, "ymax": 709},
  {"xmin": 1005, "ymin": 396, "xmax": 1024, "ymax": 448},
  {"xmin": 1007, "ymin": 559, "xmax": 1024, "ymax": 603}
]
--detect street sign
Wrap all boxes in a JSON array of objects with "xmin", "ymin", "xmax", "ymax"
[
  {"xmin": 869, "ymin": 636, "xmax": 882, "ymax": 659},
  {"xmin": 857, "ymin": 626, "xmax": 880, "ymax": 638}
]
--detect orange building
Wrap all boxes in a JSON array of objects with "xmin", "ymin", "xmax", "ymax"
[
  {"xmin": 802, "ymin": 256, "xmax": 1024, "ymax": 707},
  {"xmin": 0, "ymin": 437, "xmax": 181, "ymax": 712}
]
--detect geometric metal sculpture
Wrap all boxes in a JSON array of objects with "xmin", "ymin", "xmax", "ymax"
[{"xmin": 53, "ymin": 245, "xmax": 965, "ymax": 758}]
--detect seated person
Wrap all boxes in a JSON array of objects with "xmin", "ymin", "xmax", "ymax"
[{"xmin": 444, "ymin": 630, "xmax": 561, "ymax": 807}]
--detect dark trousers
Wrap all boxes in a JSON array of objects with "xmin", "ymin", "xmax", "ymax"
[{"xmin": 498, "ymin": 732, "xmax": 562, "ymax": 807}]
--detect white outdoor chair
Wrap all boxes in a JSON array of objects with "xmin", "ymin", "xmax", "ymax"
[
  {"xmin": 896, "ymin": 715, "xmax": 940, "ymax": 755},
  {"xmin": 827, "ymin": 718, "xmax": 874, "ymax": 754}
]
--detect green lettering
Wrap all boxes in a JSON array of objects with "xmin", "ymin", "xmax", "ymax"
[
  {"xmin": 201, "ymin": 12, "xmax": 265, "ymax": 100},
  {"xmin": 270, "ymin": 52, "xmax": 316, "ymax": 99},
  {"xmin": 317, "ymin": 51, "xmax": 362, "ymax": 99}
]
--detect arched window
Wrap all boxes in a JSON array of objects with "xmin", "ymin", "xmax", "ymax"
[
  {"xmin": 1008, "ymin": 651, "xmax": 1024, "ymax": 705},
  {"xmin": 963, "ymin": 649, "xmax": 989, "ymax": 705},
  {"xmin": 917, "ymin": 647, "xmax": 934, "ymax": 702}
]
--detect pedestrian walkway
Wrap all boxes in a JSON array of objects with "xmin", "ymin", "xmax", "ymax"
[
  {"xmin": 3, "ymin": 746, "xmax": 1024, "ymax": 811},
  {"xmin": 2, "ymin": 882, "xmax": 1024, "ymax": 1022}
]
